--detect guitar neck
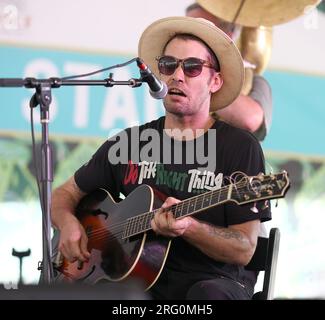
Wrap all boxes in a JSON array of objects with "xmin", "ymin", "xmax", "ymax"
[
  {"xmin": 122, "ymin": 171, "xmax": 290, "ymax": 239},
  {"xmin": 123, "ymin": 185, "xmax": 232, "ymax": 239}
]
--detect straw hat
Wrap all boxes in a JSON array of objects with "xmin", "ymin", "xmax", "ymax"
[{"xmin": 138, "ymin": 16, "xmax": 244, "ymax": 111}]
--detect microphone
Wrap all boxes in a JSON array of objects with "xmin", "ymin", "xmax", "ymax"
[{"xmin": 136, "ymin": 58, "xmax": 168, "ymax": 99}]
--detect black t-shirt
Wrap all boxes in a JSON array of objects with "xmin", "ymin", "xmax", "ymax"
[{"xmin": 74, "ymin": 116, "xmax": 271, "ymax": 293}]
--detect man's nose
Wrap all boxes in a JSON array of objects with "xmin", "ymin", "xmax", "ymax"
[{"xmin": 172, "ymin": 63, "xmax": 185, "ymax": 81}]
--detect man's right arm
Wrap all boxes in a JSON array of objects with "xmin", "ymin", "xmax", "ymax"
[
  {"xmin": 51, "ymin": 176, "xmax": 90, "ymax": 262},
  {"xmin": 216, "ymin": 75, "xmax": 272, "ymax": 141},
  {"xmin": 216, "ymin": 93, "xmax": 264, "ymax": 133}
]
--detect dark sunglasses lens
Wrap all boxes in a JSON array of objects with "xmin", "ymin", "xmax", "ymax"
[
  {"xmin": 158, "ymin": 57, "xmax": 177, "ymax": 75},
  {"xmin": 183, "ymin": 58, "xmax": 203, "ymax": 77}
]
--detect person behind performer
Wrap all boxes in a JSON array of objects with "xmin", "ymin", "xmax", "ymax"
[
  {"xmin": 51, "ymin": 16, "xmax": 271, "ymax": 300},
  {"xmin": 186, "ymin": 1, "xmax": 272, "ymax": 142}
]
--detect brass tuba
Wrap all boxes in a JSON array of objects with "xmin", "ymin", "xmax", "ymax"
[{"xmin": 237, "ymin": 25, "xmax": 273, "ymax": 95}]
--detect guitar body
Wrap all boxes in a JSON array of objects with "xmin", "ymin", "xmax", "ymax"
[
  {"xmin": 52, "ymin": 185, "xmax": 171, "ymax": 290},
  {"xmin": 51, "ymin": 171, "xmax": 290, "ymax": 290}
]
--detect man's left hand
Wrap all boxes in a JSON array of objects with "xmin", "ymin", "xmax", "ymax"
[{"xmin": 151, "ymin": 197, "xmax": 193, "ymax": 237}]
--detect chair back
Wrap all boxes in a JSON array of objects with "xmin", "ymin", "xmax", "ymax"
[{"xmin": 245, "ymin": 227, "xmax": 280, "ymax": 300}]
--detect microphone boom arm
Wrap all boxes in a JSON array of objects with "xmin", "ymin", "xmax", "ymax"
[{"xmin": 0, "ymin": 76, "xmax": 144, "ymax": 89}]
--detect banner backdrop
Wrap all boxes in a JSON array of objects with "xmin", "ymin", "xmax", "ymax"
[{"xmin": 1, "ymin": 44, "xmax": 324, "ymax": 155}]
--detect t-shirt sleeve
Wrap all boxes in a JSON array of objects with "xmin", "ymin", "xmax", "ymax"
[
  {"xmin": 249, "ymin": 75, "xmax": 273, "ymax": 141},
  {"xmin": 224, "ymin": 133, "xmax": 272, "ymax": 225},
  {"xmin": 74, "ymin": 139, "xmax": 119, "ymax": 199}
]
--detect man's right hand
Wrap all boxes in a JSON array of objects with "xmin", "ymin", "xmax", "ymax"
[
  {"xmin": 58, "ymin": 214, "xmax": 90, "ymax": 263},
  {"xmin": 51, "ymin": 176, "xmax": 90, "ymax": 263}
]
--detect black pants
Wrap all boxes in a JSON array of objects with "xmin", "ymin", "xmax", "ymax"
[{"xmin": 149, "ymin": 269, "xmax": 253, "ymax": 300}]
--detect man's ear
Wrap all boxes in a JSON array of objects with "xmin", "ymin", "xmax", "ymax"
[{"xmin": 210, "ymin": 73, "xmax": 223, "ymax": 94}]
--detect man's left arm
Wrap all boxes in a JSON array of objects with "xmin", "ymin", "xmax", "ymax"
[
  {"xmin": 151, "ymin": 198, "xmax": 260, "ymax": 266},
  {"xmin": 182, "ymin": 217, "xmax": 260, "ymax": 266}
]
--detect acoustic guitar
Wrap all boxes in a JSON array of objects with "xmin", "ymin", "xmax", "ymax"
[{"xmin": 52, "ymin": 171, "xmax": 290, "ymax": 290}]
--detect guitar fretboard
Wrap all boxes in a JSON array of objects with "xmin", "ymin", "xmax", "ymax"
[{"xmin": 122, "ymin": 185, "xmax": 231, "ymax": 239}]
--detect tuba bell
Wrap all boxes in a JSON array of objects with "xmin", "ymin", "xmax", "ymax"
[{"xmin": 237, "ymin": 25, "xmax": 273, "ymax": 95}]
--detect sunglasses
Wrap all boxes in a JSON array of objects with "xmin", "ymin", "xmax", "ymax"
[{"xmin": 156, "ymin": 55, "xmax": 218, "ymax": 78}]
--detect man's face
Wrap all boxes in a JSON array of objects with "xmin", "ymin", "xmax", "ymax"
[{"xmin": 160, "ymin": 38, "xmax": 221, "ymax": 117}]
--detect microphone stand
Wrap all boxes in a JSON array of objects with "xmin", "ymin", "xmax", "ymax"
[{"xmin": 0, "ymin": 75, "xmax": 143, "ymax": 285}]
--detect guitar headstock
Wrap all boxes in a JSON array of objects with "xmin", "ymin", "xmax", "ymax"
[{"xmin": 231, "ymin": 171, "xmax": 290, "ymax": 205}]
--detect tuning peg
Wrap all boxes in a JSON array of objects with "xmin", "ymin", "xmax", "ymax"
[
  {"xmin": 250, "ymin": 202, "xmax": 259, "ymax": 213},
  {"xmin": 257, "ymin": 172, "xmax": 264, "ymax": 181},
  {"xmin": 275, "ymin": 199, "xmax": 279, "ymax": 208}
]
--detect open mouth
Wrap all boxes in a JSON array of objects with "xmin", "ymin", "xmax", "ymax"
[{"xmin": 168, "ymin": 88, "xmax": 186, "ymax": 97}]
